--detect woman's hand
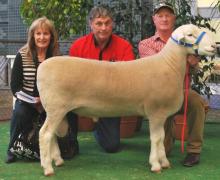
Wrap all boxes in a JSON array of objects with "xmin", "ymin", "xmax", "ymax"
[{"xmin": 33, "ymin": 97, "xmax": 44, "ymax": 113}]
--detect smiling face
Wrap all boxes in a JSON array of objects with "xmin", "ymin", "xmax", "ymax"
[
  {"xmin": 34, "ymin": 27, "xmax": 51, "ymax": 50},
  {"xmin": 153, "ymin": 8, "xmax": 176, "ymax": 33}
]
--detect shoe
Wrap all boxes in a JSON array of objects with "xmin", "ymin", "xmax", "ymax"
[
  {"xmin": 182, "ymin": 153, "xmax": 200, "ymax": 167},
  {"xmin": 58, "ymin": 138, "xmax": 79, "ymax": 160},
  {"xmin": 5, "ymin": 152, "xmax": 17, "ymax": 164}
]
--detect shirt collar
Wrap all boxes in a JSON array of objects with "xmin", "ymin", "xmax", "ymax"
[
  {"xmin": 153, "ymin": 32, "xmax": 167, "ymax": 43},
  {"xmin": 93, "ymin": 34, "xmax": 112, "ymax": 50}
]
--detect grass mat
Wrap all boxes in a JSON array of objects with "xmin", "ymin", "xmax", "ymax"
[{"xmin": 0, "ymin": 120, "xmax": 220, "ymax": 180}]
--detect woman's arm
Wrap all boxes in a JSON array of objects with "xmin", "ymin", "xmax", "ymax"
[{"xmin": 10, "ymin": 52, "xmax": 23, "ymax": 96}]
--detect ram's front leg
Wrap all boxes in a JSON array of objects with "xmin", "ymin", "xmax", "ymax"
[
  {"xmin": 148, "ymin": 115, "xmax": 165, "ymax": 172},
  {"xmin": 157, "ymin": 126, "xmax": 170, "ymax": 169},
  {"xmin": 149, "ymin": 128, "xmax": 162, "ymax": 173},
  {"xmin": 148, "ymin": 115, "xmax": 171, "ymax": 173}
]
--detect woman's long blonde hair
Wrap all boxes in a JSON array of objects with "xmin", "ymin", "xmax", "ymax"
[{"xmin": 21, "ymin": 17, "xmax": 60, "ymax": 59}]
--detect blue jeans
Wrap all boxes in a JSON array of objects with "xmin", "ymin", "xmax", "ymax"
[{"xmin": 94, "ymin": 117, "xmax": 121, "ymax": 153}]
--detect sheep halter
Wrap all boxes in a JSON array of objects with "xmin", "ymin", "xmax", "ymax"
[
  {"xmin": 171, "ymin": 30, "xmax": 206, "ymax": 152},
  {"xmin": 182, "ymin": 63, "xmax": 190, "ymax": 153},
  {"xmin": 171, "ymin": 31, "xmax": 206, "ymax": 55}
]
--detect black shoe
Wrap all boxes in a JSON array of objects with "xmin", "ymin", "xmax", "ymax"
[
  {"xmin": 182, "ymin": 153, "xmax": 200, "ymax": 167},
  {"xmin": 5, "ymin": 153, "xmax": 17, "ymax": 164},
  {"xmin": 58, "ymin": 138, "xmax": 79, "ymax": 160}
]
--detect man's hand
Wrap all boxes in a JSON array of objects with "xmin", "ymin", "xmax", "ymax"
[{"xmin": 187, "ymin": 55, "xmax": 200, "ymax": 68}]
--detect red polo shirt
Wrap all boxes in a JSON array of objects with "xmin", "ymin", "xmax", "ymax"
[{"xmin": 69, "ymin": 33, "xmax": 135, "ymax": 61}]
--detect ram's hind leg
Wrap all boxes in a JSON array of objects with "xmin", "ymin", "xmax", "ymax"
[
  {"xmin": 51, "ymin": 136, "xmax": 64, "ymax": 167},
  {"xmin": 50, "ymin": 116, "xmax": 70, "ymax": 167},
  {"xmin": 39, "ymin": 113, "xmax": 65, "ymax": 176},
  {"xmin": 39, "ymin": 119, "xmax": 54, "ymax": 176}
]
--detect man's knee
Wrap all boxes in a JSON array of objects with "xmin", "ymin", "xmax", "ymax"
[{"xmin": 188, "ymin": 90, "xmax": 206, "ymax": 110}]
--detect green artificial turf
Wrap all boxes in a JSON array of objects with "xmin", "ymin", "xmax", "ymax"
[{"xmin": 0, "ymin": 120, "xmax": 220, "ymax": 180}]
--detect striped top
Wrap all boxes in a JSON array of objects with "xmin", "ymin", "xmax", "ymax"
[
  {"xmin": 20, "ymin": 49, "xmax": 37, "ymax": 94},
  {"xmin": 10, "ymin": 49, "xmax": 39, "ymax": 97},
  {"xmin": 138, "ymin": 32, "xmax": 166, "ymax": 58}
]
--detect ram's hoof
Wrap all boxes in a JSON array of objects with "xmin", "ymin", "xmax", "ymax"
[
  {"xmin": 44, "ymin": 168, "xmax": 54, "ymax": 176},
  {"xmin": 55, "ymin": 158, "xmax": 64, "ymax": 167},
  {"xmin": 162, "ymin": 164, "xmax": 171, "ymax": 169},
  {"xmin": 151, "ymin": 165, "xmax": 161, "ymax": 173},
  {"xmin": 151, "ymin": 169, "xmax": 161, "ymax": 174},
  {"xmin": 161, "ymin": 160, "xmax": 171, "ymax": 169}
]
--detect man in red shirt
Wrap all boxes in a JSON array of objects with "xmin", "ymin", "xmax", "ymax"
[
  {"xmin": 69, "ymin": 5, "xmax": 135, "ymax": 153},
  {"xmin": 138, "ymin": 1, "xmax": 206, "ymax": 167}
]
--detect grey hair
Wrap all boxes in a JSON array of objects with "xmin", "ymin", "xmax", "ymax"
[{"xmin": 89, "ymin": 5, "xmax": 113, "ymax": 22}]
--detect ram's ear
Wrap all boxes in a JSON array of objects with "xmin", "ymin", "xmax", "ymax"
[{"xmin": 174, "ymin": 33, "xmax": 185, "ymax": 41}]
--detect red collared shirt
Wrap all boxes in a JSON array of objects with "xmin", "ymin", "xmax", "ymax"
[
  {"xmin": 69, "ymin": 33, "xmax": 135, "ymax": 61},
  {"xmin": 138, "ymin": 32, "xmax": 166, "ymax": 58}
]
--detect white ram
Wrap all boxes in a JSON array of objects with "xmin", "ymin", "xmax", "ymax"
[{"xmin": 37, "ymin": 24, "xmax": 216, "ymax": 176}]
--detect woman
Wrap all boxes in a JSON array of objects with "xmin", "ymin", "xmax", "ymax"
[{"xmin": 5, "ymin": 17, "xmax": 78, "ymax": 163}]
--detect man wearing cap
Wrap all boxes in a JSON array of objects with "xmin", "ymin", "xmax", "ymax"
[{"xmin": 138, "ymin": 1, "xmax": 207, "ymax": 167}]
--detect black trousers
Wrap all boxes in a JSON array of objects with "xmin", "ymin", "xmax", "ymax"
[
  {"xmin": 8, "ymin": 99, "xmax": 120, "ymax": 155},
  {"xmin": 7, "ymin": 99, "xmax": 78, "ymax": 155}
]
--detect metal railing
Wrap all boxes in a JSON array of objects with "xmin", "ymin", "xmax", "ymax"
[{"xmin": 0, "ymin": 55, "xmax": 15, "ymax": 89}]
